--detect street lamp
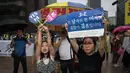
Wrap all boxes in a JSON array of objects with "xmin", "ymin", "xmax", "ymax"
[
  {"xmin": 112, "ymin": 0, "xmax": 118, "ymax": 5},
  {"xmin": 112, "ymin": 0, "xmax": 128, "ymax": 26}
]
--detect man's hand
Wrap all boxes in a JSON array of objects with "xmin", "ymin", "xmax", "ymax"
[{"xmin": 10, "ymin": 39, "xmax": 15, "ymax": 48}]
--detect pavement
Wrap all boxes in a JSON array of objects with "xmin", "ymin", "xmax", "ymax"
[
  {"xmin": 102, "ymin": 54, "xmax": 125, "ymax": 73},
  {"xmin": 0, "ymin": 54, "xmax": 128, "ymax": 73},
  {"xmin": 0, "ymin": 56, "xmax": 36, "ymax": 73}
]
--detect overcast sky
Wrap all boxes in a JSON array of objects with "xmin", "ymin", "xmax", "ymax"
[
  {"xmin": 101, "ymin": 0, "xmax": 117, "ymax": 17},
  {"xmin": 57, "ymin": 0, "xmax": 117, "ymax": 17}
]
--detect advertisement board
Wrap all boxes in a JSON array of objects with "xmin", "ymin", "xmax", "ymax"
[{"xmin": 125, "ymin": 0, "xmax": 130, "ymax": 25}]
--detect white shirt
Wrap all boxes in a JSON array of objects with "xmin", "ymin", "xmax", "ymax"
[
  {"xmin": 59, "ymin": 38, "xmax": 73, "ymax": 60},
  {"xmin": 122, "ymin": 37, "xmax": 130, "ymax": 54},
  {"xmin": 37, "ymin": 55, "xmax": 54, "ymax": 65}
]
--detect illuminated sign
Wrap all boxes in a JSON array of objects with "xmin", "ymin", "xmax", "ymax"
[{"xmin": 125, "ymin": 0, "xmax": 130, "ymax": 25}]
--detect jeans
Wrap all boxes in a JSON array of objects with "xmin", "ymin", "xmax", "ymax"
[
  {"xmin": 112, "ymin": 51, "xmax": 120, "ymax": 64},
  {"xmin": 122, "ymin": 51, "xmax": 130, "ymax": 68},
  {"xmin": 13, "ymin": 56, "xmax": 27, "ymax": 73},
  {"xmin": 60, "ymin": 59, "xmax": 74, "ymax": 73}
]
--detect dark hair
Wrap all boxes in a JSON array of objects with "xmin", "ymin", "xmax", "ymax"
[
  {"xmin": 40, "ymin": 41, "xmax": 50, "ymax": 60},
  {"xmin": 60, "ymin": 27, "xmax": 67, "ymax": 36},
  {"xmin": 40, "ymin": 51, "xmax": 50, "ymax": 60},
  {"xmin": 42, "ymin": 40, "xmax": 47, "ymax": 43},
  {"xmin": 83, "ymin": 37, "xmax": 97, "ymax": 47},
  {"xmin": 16, "ymin": 28, "xmax": 24, "ymax": 32}
]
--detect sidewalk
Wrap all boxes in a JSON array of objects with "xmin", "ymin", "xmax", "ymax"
[
  {"xmin": 0, "ymin": 54, "xmax": 127, "ymax": 73},
  {"xmin": 102, "ymin": 53, "xmax": 125, "ymax": 73},
  {"xmin": 0, "ymin": 56, "xmax": 36, "ymax": 73}
]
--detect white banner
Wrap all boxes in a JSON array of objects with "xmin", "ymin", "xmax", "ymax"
[
  {"xmin": 0, "ymin": 40, "xmax": 34, "ymax": 57},
  {"xmin": 68, "ymin": 29, "xmax": 104, "ymax": 38}
]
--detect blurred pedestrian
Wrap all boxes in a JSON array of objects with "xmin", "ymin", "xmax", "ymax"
[
  {"xmin": 10, "ymin": 28, "xmax": 32, "ymax": 73},
  {"xmin": 55, "ymin": 29, "xmax": 75, "ymax": 73},
  {"xmin": 122, "ymin": 36, "xmax": 130, "ymax": 69},
  {"xmin": 111, "ymin": 33, "xmax": 122, "ymax": 67},
  {"xmin": 105, "ymin": 32, "xmax": 111, "ymax": 61}
]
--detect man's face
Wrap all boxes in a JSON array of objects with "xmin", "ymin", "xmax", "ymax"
[{"xmin": 17, "ymin": 30, "xmax": 23, "ymax": 37}]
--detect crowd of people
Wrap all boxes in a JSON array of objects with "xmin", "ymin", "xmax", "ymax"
[
  {"xmin": 105, "ymin": 30, "xmax": 130, "ymax": 73},
  {"xmin": 35, "ymin": 18, "xmax": 108, "ymax": 73},
  {"xmin": 8, "ymin": 17, "xmax": 130, "ymax": 73}
]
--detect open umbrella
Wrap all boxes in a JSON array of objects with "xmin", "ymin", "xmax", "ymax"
[
  {"xmin": 0, "ymin": 19, "xmax": 28, "ymax": 33},
  {"xmin": 46, "ymin": 2, "xmax": 87, "ymax": 8},
  {"xmin": 28, "ymin": 2, "xmax": 88, "ymax": 31},
  {"xmin": 40, "ymin": 2, "xmax": 88, "ymax": 25},
  {"xmin": 40, "ymin": 2, "xmax": 88, "ymax": 31},
  {"xmin": 112, "ymin": 25, "xmax": 130, "ymax": 34}
]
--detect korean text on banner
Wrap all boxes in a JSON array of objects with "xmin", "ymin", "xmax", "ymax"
[{"xmin": 67, "ymin": 8, "xmax": 104, "ymax": 38}]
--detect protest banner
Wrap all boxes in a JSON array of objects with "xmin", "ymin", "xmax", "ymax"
[
  {"xmin": 46, "ymin": 11, "xmax": 58, "ymax": 22},
  {"xmin": 29, "ymin": 11, "xmax": 41, "ymax": 25},
  {"xmin": 67, "ymin": 8, "xmax": 104, "ymax": 38},
  {"xmin": 29, "ymin": 10, "xmax": 58, "ymax": 26}
]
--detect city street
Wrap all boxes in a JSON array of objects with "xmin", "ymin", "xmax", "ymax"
[
  {"xmin": 102, "ymin": 54, "xmax": 125, "ymax": 73},
  {"xmin": 0, "ymin": 0, "xmax": 129, "ymax": 73},
  {"xmin": 0, "ymin": 56, "xmax": 36, "ymax": 73},
  {"xmin": 0, "ymin": 54, "xmax": 127, "ymax": 73}
]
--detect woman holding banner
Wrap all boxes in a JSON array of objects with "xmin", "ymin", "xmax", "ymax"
[
  {"xmin": 38, "ymin": 17, "xmax": 108, "ymax": 73},
  {"xmin": 36, "ymin": 25, "xmax": 57, "ymax": 73},
  {"xmin": 64, "ymin": 18, "xmax": 108, "ymax": 73}
]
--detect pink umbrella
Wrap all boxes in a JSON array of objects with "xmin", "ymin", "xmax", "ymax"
[{"xmin": 112, "ymin": 26, "xmax": 130, "ymax": 34}]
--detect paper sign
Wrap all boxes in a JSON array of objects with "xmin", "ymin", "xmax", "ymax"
[
  {"xmin": 67, "ymin": 8, "xmax": 104, "ymax": 38},
  {"xmin": 29, "ymin": 11, "xmax": 57, "ymax": 25},
  {"xmin": 46, "ymin": 11, "xmax": 58, "ymax": 22},
  {"xmin": 29, "ymin": 11, "xmax": 41, "ymax": 24}
]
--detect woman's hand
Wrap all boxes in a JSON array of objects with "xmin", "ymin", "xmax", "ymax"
[
  {"xmin": 38, "ymin": 24, "xmax": 49, "ymax": 33},
  {"xmin": 65, "ymin": 23, "xmax": 68, "ymax": 31},
  {"xmin": 102, "ymin": 16, "xmax": 109, "ymax": 25}
]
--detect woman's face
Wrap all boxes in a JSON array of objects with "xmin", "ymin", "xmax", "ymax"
[
  {"xmin": 116, "ymin": 34, "xmax": 120, "ymax": 39},
  {"xmin": 83, "ymin": 38, "xmax": 95, "ymax": 55},
  {"xmin": 41, "ymin": 42, "xmax": 49, "ymax": 53}
]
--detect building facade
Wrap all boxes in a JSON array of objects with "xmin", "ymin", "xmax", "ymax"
[
  {"xmin": 0, "ymin": 1, "xmax": 48, "ymax": 73},
  {"xmin": 48, "ymin": 0, "xmax": 56, "ymax": 4},
  {"xmin": 104, "ymin": 10, "xmax": 108, "ymax": 19},
  {"xmin": 0, "ymin": 0, "xmax": 48, "ymax": 33},
  {"xmin": 88, "ymin": 0, "xmax": 101, "ymax": 8},
  {"xmin": 116, "ymin": 0, "xmax": 126, "ymax": 25},
  {"xmin": 0, "ymin": 0, "xmax": 26, "ymax": 21},
  {"xmin": 109, "ymin": 16, "xmax": 117, "ymax": 25}
]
